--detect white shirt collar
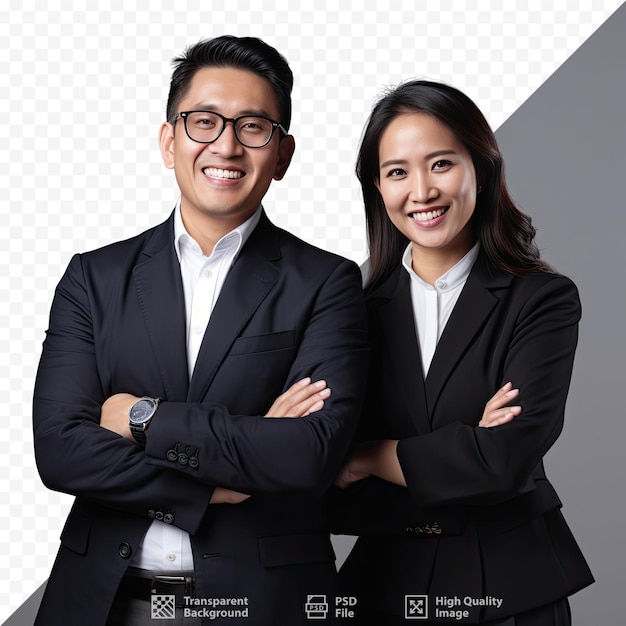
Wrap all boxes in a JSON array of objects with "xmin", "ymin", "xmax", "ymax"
[
  {"xmin": 173, "ymin": 197, "xmax": 262, "ymax": 262},
  {"xmin": 402, "ymin": 241, "xmax": 480, "ymax": 291}
]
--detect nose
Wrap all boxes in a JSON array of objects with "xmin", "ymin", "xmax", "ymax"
[
  {"xmin": 409, "ymin": 172, "xmax": 437, "ymax": 204},
  {"xmin": 208, "ymin": 120, "xmax": 244, "ymax": 157}
]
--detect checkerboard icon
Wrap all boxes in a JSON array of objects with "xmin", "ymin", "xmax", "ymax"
[{"xmin": 151, "ymin": 594, "xmax": 176, "ymax": 619}]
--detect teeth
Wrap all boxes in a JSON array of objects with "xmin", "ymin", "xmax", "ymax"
[
  {"xmin": 203, "ymin": 167, "xmax": 243, "ymax": 179},
  {"xmin": 412, "ymin": 208, "xmax": 446, "ymax": 222}
]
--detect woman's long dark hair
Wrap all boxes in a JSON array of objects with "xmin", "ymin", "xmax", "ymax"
[{"xmin": 357, "ymin": 80, "xmax": 552, "ymax": 293}]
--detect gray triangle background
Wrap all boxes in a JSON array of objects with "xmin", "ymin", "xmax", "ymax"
[
  {"xmin": 495, "ymin": 2, "xmax": 626, "ymax": 622},
  {"xmin": 5, "ymin": 4, "xmax": 625, "ymax": 625}
]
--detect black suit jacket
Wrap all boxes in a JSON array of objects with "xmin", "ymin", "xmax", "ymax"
[
  {"xmin": 331, "ymin": 252, "xmax": 593, "ymax": 623},
  {"xmin": 33, "ymin": 211, "xmax": 369, "ymax": 625}
]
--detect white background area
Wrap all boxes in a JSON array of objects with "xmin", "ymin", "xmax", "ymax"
[{"xmin": 1, "ymin": 1, "xmax": 622, "ymax": 618}]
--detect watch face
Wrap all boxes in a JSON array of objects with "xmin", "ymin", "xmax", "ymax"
[{"xmin": 129, "ymin": 399, "xmax": 156, "ymax": 424}]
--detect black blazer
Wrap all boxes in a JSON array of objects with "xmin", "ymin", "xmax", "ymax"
[
  {"xmin": 331, "ymin": 251, "xmax": 593, "ymax": 623},
  {"xmin": 33, "ymin": 211, "xmax": 369, "ymax": 625}
]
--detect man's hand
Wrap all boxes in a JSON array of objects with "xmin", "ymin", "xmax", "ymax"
[
  {"xmin": 210, "ymin": 487, "xmax": 251, "ymax": 505},
  {"xmin": 100, "ymin": 393, "xmax": 139, "ymax": 441},
  {"xmin": 264, "ymin": 377, "xmax": 331, "ymax": 418}
]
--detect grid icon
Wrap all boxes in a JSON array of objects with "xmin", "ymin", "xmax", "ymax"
[{"xmin": 151, "ymin": 594, "xmax": 176, "ymax": 619}]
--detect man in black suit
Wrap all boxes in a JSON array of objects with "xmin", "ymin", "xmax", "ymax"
[{"xmin": 33, "ymin": 35, "xmax": 368, "ymax": 625}]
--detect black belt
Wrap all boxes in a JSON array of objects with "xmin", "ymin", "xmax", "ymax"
[{"xmin": 118, "ymin": 567, "xmax": 195, "ymax": 608}]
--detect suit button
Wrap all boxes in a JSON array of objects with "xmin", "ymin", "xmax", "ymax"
[
  {"xmin": 163, "ymin": 513, "xmax": 174, "ymax": 524},
  {"xmin": 188, "ymin": 456, "xmax": 199, "ymax": 468},
  {"xmin": 148, "ymin": 509, "xmax": 156, "ymax": 519},
  {"xmin": 167, "ymin": 449, "xmax": 178, "ymax": 462},
  {"xmin": 118, "ymin": 542, "xmax": 132, "ymax": 559},
  {"xmin": 178, "ymin": 453, "xmax": 188, "ymax": 466},
  {"xmin": 155, "ymin": 511, "xmax": 164, "ymax": 521}
]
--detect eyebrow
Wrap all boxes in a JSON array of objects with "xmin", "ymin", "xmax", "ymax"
[
  {"xmin": 185, "ymin": 103, "xmax": 276, "ymax": 118},
  {"xmin": 380, "ymin": 149, "xmax": 458, "ymax": 169}
]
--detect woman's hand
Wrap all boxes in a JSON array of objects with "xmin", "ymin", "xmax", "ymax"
[
  {"xmin": 264, "ymin": 377, "xmax": 331, "ymax": 418},
  {"xmin": 335, "ymin": 440, "xmax": 404, "ymax": 489},
  {"xmin": 335, "ymin": 446, "xmax": 373, "ymax": 489},
  {"xmin": 334, "ymin": 383, "xmax": 521, "ymax": 490},
  {"xmin": 479, "ymin": 382, "xmax": 521, "ymax": 427}
]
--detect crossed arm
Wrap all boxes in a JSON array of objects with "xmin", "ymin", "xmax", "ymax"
[
  {"xmin": 100, "ymin": 377, "xmax": 333, "ymax": 504},
  {"xmin": 34, "ymin": 252, "xmax": 368, "ymax": 530},
  {"xmin": 99, "ymin": 376, "xmax": 519, "ymax": 505},
  {"xmin": 333, "ymin": 276, "xmax": 580, "ymax": 510},
  {"xmin": 334, "ymin": 382, "xmax": 521, "ymax": 489}
]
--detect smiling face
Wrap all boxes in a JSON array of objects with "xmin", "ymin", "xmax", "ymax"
[
  {"xmin": 376, "ymin": 112, "xmax": 478, "ymax": 277},
  {"xmin": 159, "ymin": 66, "xmax": 294, "ymax": 247}
]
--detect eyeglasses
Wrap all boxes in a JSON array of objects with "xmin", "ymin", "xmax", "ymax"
[{"xmin": 174, "ymin": 110, "xmax": 287, "ymax": 148}]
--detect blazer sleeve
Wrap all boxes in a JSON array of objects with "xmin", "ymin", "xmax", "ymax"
[
  {"xmin": 144, "ymin": 259, "xmax": 370, "ymax": 494},
  {"xmin": 396, "ymin": 274, "xmax": 581, "ymax": 508},
  {"xmin": 33, "ymin": 254, "xmax": 214, "ymax": 535}
]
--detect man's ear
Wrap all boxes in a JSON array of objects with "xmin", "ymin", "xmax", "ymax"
[
  {"xmin": 159, "ymin": 122, "xmax": 176, "ymax": 170},
  {"xmin": 273, "ymin": 134, "xmax": 295, "ymax": 181}
]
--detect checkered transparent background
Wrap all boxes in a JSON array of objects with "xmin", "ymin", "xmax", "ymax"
[{"xmin": 1, "ymin": 0, "xmax": 621, "ymax": 617}]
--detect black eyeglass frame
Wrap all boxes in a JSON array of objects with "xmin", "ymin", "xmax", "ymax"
[{"xmin": 173, "ymin": 110, "xmax": 288, "ymax": 148}]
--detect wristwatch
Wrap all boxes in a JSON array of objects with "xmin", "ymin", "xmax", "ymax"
[{"xmin": 129, "ymin": 397, "xmax": 160, "ymax": 446}]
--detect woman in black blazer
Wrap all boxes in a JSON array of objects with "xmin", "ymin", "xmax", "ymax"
[{"xmin": 331, "ymin": 81, "xmax": 593, "ymax": 625}]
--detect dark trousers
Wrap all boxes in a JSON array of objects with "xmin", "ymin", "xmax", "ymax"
[{"xmin": 106, "ymin": 568, "xmax": 201, "ymax": 626}]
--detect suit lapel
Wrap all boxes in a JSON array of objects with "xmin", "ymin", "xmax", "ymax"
[
  {"xmin": 132, "ymin": 214, "xmax": 189, "ymax": 401},
  {"xmin": 187, "ymin": 212, "xmax": 280, "ymax": 401},
  {"xmin": 374, "ymin": 268, "xmax": 432, "ymax": 436},
  {"xmin": 425, "ymin": 251, "xmax": 512, "ymax": 415}
]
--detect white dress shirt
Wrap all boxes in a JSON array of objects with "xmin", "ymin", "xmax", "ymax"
[
  {"xmin": 402, "ymin": 242, "xmax": 480, "ymax": 376},
  {"xmin": 131, "ymin": 200, "xmax": 262, "ymax": 571}
]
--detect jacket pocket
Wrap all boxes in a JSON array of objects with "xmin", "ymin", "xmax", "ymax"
[
  {"xmin": 59, "ymin": 511, "xmax": 91, "ymax": 555},
  {"xmin": 258, "ymin": 533, "xmax": 335, "ymax": 568},
  {"xmin": 229, "ymin": 330, "xmax": 296, "ymax": 356}
]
